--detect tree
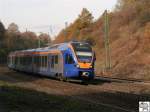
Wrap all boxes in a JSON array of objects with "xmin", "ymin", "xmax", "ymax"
[
  {"xmin": 21, "ymin": 31, "xmax": 38, "ymax": 49},
  {"xmin": 7, "ymin": 23, "xmax": 19, "ymax": 33},
  {"xmin": 53, "ymin": 8, "xmax": 94, "ymax": 43},
  {"xmin": 116, "ymin": 0, "xmax": 138, "ymax": 11},
  {"xmin": 78, "ymin": 8, "xmax": 94, "ymax": 29},
  {"xmin": 0, "ymin": 21, "xmax": 5, "ymax": 47},
  {"xmin": 0, "ymin": 21, "xmax": 5, "ymax": 38},
  {"xmin": 38, "ymin": 33, "xmax": 51, "ymax": 47}
]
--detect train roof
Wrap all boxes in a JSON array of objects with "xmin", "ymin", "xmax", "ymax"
[{"xmin": 8, "ymin": 41, "xmax": 90, "ymax": 56}]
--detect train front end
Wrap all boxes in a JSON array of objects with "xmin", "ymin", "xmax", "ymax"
[{"xmin": 71, "ymin": 42, "xmax": 96, "ymax": 80}]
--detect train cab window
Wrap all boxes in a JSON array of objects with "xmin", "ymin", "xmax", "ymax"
[
  {"xmin": 55, "ymin": 55, "xmax": 58, "ymax": 64},
  {"xmin": 65, "ymin": 54, "xmax": 74, "ymax": 64}
]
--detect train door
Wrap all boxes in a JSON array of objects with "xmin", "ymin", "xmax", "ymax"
[
  {"xmin": 63, "ymin": 51, "xmax": 78, "ymax": 78},
  {"xmin": 40, "ymin": 55, "xmax": 48, "ymax": 75},
  {"xmin": 49, "ymin": 53, "xmax": 63, "ymax": 76}
]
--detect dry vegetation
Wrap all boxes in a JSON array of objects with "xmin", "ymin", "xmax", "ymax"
[{"xmin": 54, "ymin": 0, "xmax": 150, "ymax": 80}]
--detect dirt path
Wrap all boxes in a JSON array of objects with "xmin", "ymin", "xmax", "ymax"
[{"xmin": 0, "ymin": 65, "xmax": 150, "ymax": 111}]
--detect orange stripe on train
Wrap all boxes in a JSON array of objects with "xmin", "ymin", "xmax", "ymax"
[{"xmin": 78, "ymin": 62, "xmax": 92, "ymax": 69}]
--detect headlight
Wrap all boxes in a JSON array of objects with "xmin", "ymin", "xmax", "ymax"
[
  {"xmin": 90, "ymin": 65, "xmax": 92, "ymax": 68},
  {"xmin": 75, "ymin": 64, "xmax": 80, "ymax": 68},
  {"xmin": 89, "ymin": 64, "xmax": 93, "ymax": 68}
]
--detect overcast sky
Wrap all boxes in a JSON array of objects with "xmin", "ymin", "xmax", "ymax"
[{"xmin": 0, "ymin": 0, "xmax": 117, "ymax": 39}]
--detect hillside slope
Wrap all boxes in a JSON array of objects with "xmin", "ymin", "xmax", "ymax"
[{"xmin": 54, "ymin": 0, "xmax": 150, "ymax": 80}]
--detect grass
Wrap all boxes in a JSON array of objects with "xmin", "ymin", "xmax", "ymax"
[{"xmin": 0, "ymin": 82, "xmax": 118, "ymax": 112}]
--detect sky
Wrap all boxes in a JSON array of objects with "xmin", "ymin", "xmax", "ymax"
[{"xmin": 0, "ymin": 0, "xmax": 117, "ymax": 39}]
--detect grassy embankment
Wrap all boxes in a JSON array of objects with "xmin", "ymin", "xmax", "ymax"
[{"xmin": 0, "ymin": 81, "xmax": 117, "ymax": 112}]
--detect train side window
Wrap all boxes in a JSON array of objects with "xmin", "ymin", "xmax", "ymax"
[
  {"xmin": 9, "ymin": 57, "xmax": 11, "ymax": 64},
  {"xmin": 35, "ymin": 56, "xmax": 38, "ymax": 65},
  {"xmin": 29, "ymin": 56, "xmax": 32, "ymax": 65},
  {"xmin": 22, "ymin": 57, "xmax": 23, "ymax": 65},
  {"xmin": 44, "ymin": 56, "xmax": 46, "ymax": 67},
  {"xmin": 65, "ymin": 54, "xmax": 74, "ymax": 64},
  {"xmin": 36, "ymin": 56, "xmax": 38, "ymax": 65},
  {"xmin": 8, "ymin": 57, "xmax": 9, "ymax": 64},
  {"xmin": 18, "ymin": 57, "xmax": 19, "ymax": 65},
  {"xmin": 11, "ymin": 57, "xmax": 12, "ymax": 64},
  {"xmin": 43, "ymin": 56, "xmax": 45, "ymax": 67},
  {"xmin": 37, "ymin": 56, "xmax": 39, "ymax": 66},
  {"xmin": 41, "ymin": 56, "xmax": 43, "ymax": 67},
  {"xmin": 44, "ymin": 56, "xmax": 45, "ymax": 67},
  {"xmin": 24, "ymin": 57, "xmax": 26, "ymax": 65},
  {"xmin": 15, "ymin": 57, "xmax": 17, "ymax": 65},
  {"xmin": 45, "ymin": 56, "xmax": 47, "ymax": 67},
  {"xmin": 12, "ymin": 57, "xmax": 14, "ymax": 64},
  {"xmin": 20, "ymin": 57, "xmax": 21, "ymax": 65},
  {"xmin": 42, "ymin": 56, "xmax": 44, "ymax": 67},
  {"xmin": 51, "ymin": 56, "xmax": 54, "ymax": 68},
  {"xmin": 13, "ymin": 56, "xmax": 15, "ymax": 64},
  {"xmin": 41, "ymin": 56, "xmax": 44, "ymax": 67},
  {"xmin": 37, "ymin": 56, "xmax": 39, "ymax": 67},
  {"xmin": 26, "ymin": 56, "xmax": 30, "ymax": 65},
  {"xmin": 38, "ymin": 56, "xmax": 40, "ymax": 67},
  {"xmin": 55, "ymin": 55, "xmax": 58, "ymax": 64},
  {"xmin": 36, "ymin": 56, "xmax": 38, "ymax": 66},
  {"xmin": 40, "ymin": 56, "xmax": 42, "ymax": 67},
  {"xmin": 34, "ymin": 56, "xmax": 36, "ymax": 64}
]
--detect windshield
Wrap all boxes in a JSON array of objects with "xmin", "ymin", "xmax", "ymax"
[{"xmin": 71, "ymin": 43, "xmax": 92, "ymax": 63}]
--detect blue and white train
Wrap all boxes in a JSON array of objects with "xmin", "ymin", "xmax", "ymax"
[{"xmin": 8, "ymin": 41, "xmax": 96, "ymax": 81}]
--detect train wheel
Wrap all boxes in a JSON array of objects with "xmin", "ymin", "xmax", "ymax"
[
  {"xmin": 58, "ymin": 73, "xmax": 63, "ymax": 81},
  {"xmin": 63, "ymin": 77, "xmax": 68, "ymax": 82}
]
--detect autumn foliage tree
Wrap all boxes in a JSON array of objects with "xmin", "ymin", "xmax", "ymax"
[
  {"xmin": 39, "ymin": 33, "xmax": 51, "ymax": 47},
  {"xmin": 7, "ymin": 23, "xmax": 19, "ymax": 33},
  {"xmin": 0, "ymin": 21, "xmax": 5, "ymax": 47},
  {"xmin": 78, "ymin": 8, "xmax": 93, "ymax": 29},
  {"xmin": 0, "ymin": 22, "xmax": 52, "ymax": 64},
  {"xmin": 54, "ymin": 8, "xmax": 94, "ymax": 43}
]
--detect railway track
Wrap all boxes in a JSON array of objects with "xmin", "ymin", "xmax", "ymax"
[
  {"xmin": 95, "ymin": 76, "xmax": 143, "ymax": 83},
  {"xmin": 56, "ymin": 76, "xmax": 143, "ymax": 85}
]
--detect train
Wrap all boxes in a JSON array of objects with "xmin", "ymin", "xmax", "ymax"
[{"xmin": 8, "ymin": 41, "xmax": 96, "ymax": 81}]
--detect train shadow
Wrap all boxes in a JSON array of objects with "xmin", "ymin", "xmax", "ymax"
[
  {"xmin": 63, "ymin": 78, "xmax": 112, "ymax": 86},
  {"xmin": 8, "ymin": 71, "xmax": 112, "ymax": 85},
  {"xmin": 88, "ymin": 78, "xmax": 112, "ymax": 85},
  {"xmin": 0, "ymin": 66, "xmax": 125, "ymax": 86}
]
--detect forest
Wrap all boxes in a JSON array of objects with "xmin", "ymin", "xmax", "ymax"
[{"xmin": 0, "ymin": 22, "xmax": 51, "ymax": 63}]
